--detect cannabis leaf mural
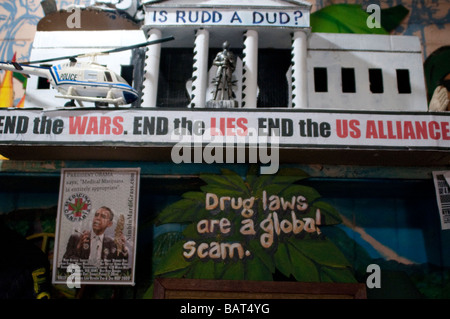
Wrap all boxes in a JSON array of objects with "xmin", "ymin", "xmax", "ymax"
[{"xmin": 152, "ymin": 167, "xmax": 356, "ymax": 283}]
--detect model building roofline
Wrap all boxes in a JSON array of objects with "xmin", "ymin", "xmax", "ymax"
[{"xmin": 142, "ymin": 0, "xmax": 311, "ymax": 8}]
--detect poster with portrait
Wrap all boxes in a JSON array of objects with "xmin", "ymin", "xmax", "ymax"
[{"xmin": 52, "ymin": 167, "xmax": 140, "ymax": 285}]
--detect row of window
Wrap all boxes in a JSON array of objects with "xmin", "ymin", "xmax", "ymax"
[
  {"xmin": 33, "ymin": 50, "xmax": 413, "ymax": 108},
  {"xmin": 313, "ymin": 67, "xmax": 412, "ymax": 94}
]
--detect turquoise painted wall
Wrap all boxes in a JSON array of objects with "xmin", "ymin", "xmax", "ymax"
[{"xmin": 1, "ymin": 161, "xmax": 449, "ymax": 298}]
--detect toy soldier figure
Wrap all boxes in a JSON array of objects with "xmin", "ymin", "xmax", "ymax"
[
  {"xmin": 429, "ymin": 73, "xmax": 450, "ymax": 111},
  {"xmin": 212, "ymin": 41, "xmax": 236, "ymax": 101}
]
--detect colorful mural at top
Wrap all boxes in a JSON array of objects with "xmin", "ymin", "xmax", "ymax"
[
  {"xmin": 312, "ymin": 0, "xmax": 450, "ymax": 58},
  {"xmin": 0, "ymin": 0, "xmax": 90, "ymax": 106}
]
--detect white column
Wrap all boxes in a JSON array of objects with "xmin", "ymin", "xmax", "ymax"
[
  {"xmin": 141, "ymin": 28, "xmax": 162, "ymax": 108},
  {"xmin": 291, "ymin": 31, "xmax": 308, "ymax": 108},
  {"xmin": 242, "ymin": 30, "xmax": 258, "ymax": 108},
  {"xmin": 190, "ymin": 29, "xmax": 209, "ymax": 108}
]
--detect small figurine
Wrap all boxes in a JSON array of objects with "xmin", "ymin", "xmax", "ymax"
[
  {"xmin": 207, "ymin": 41, "xmax": 238, "ymax": 108},
  {"xmin": 429, "ymin": 73, "xmax": 450, "ymax": 111},
  {"xmin": 425, "ymin": 46, "xmax": 450, "ymax": 112}
]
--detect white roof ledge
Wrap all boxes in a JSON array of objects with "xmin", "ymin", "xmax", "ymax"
[{"xmin": 142, "ymin": 0, "xmax": 311, "ymax": 8}]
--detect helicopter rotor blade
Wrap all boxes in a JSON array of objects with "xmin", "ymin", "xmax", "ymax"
[
  {"xmin": 99, "ymin": 35, "xmax": 175, "ymax": 55},
  {"xmin": 23, "ymin": 35, "xmax": 175, "ymax": 65}
]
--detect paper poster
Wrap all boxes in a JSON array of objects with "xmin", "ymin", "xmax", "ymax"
[
  {"xmin": 432, "ymin": 171, "xmax": 450, "ymax": 230},
  {"xmin": 52, "ymin": 168, "xmax": 140, "ymax": 285}
]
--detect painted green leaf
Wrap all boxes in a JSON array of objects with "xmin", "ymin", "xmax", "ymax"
[
  {"xmin": 248, "ymin": 240, "xmax": 275, "ymax": 273},
  {"xmin": 380, "ymin": 5, "xmax": 409, "ymax": 33},
  {"xmin": 311, "ymin": 4, "xmax": 388, "ymax": 34},
  {"xmin": 157, "ymin": 198, "xmax": 205, "ymax": 224},
  {"xmin": 288, "ymin": 237, "xmax": 351, "ymax": 268},
  {"xmin": 245, "ymin": 255, "xmax": 273, "ymax": 281},
  {"xmin": 319, "ymin": 269, "xmax": 334, "ymax": 283},
  {"xmin": 251, "ymin": 175, "xmax": 277, "ymax": 194},
  {"xmin": 279, "ymin": 185, "xmax": 322, "ymax": 206},
  {"xmin": 220, "ymin": 261, "xmax": 245, "ymax": 280},
  {"xmin": 153, "ymin": 231, "xmax": 184, "ymax": 258},
  {"xmin": 163, "ymin": 267, "xmax": 189, "ymax": 279},
  {"xmin": 154, "ymin": 241, "xmax": 190, "ymax": 277},
  {"xmin": 252, "ymin": 168, "xmax": 313, "ymax": 208},
  {"xmin": 311, "ymin": 201, "xmax": 342, "ymax": 225},
  {"xmin": 213, "ymin": 260, "xmax": 227, "ymax": 278},
  {"xmin": 200, "ymin": 173, "xmax": 247, "ymax": 193},
  {"xmin": 274, "ymin": 242, "xmax": 293, "ymax": 278},
  {"xmin": 200, "ymin": 185, "xmax": 247, "ymax": 199},
  {"xmin": 182, "ymin": 191, "xmax": 206, "ymax": 200},
  {"xmin": 287, "ymin": 241, "xmax": 320, "ymax": 282},
  {"xmin": 221, "ymin": 169, "xmax": 251, "ymax": 192},
  {"xmin": 258, "ymin": 182, "xmax": 291, "ymax": 198},
  {"xmin": 320, "ymin": 266, "xmax": 357, "ymax": 283},
  {"xmin": 182, "ymin": 223, "xmax": 198, "ymax": 239},
  {"xmin": 245, "ymin": 165, "xmax": 260, "ymax": 186},
  {"xmin": 189, "ymin": 259, "xmax": 216, "ymax": 279}
]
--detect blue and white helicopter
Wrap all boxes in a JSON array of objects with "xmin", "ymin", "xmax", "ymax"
[{"xmin": 0, "ymin": 36, "xmax": 174, "ymax": 108}]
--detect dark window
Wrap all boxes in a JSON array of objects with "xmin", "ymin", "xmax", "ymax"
[
  {"xmin": 120, "ymin": 65, "xmax": 134, "ymax": 86},
  {"xmin": 256, "ymin": 49, "xmax": 290, "ymax": 107},
  {"xmin": 341, "ymin": 68, "xmax": 356, "ymax": 93},
  {"xmin": 104, "ymin": 72, "xmax": 113, "ymax": 82},
  {"xmin": 37, "ymin": 77, "xmax": 50, "ymax": 89},
  {"xmin": 369, "ymin": 68, "xmax": 383, "ymax": 93},
  {"xmin": 314, "ymin": 67, "xmax": 328, "ymax": 92},
  {"xmin": 396, "ymin": 69, "xmax": 412, "ymax": 94},
  {"xmin": 158, "ymin": 48, "xmax": 193, "ymax": 108}
]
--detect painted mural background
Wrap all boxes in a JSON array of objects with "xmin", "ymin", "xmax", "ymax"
[
  {"xmin": 145, "ymin": 167, "xmax": 450, "ymax": 299},
  {"xmin": 0, "ymin": 0, "xmax": 449, "ymax": 299},
  {"xmin": 1, "ymin": 164, "xmax": 449, "ymax": 298},
  {"xmin": 152, "ymin": 168, "xmax": 356, "ymax": 283}
]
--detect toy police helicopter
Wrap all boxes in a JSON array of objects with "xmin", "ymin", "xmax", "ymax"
[{"xmin": 0, "ymin": 35, "xmax": 174, "ymax": 108}]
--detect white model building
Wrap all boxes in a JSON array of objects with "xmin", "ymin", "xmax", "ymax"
[
  {"xmin": 24, "ymin": 0, "xmax": 428, "ymax": 112},
  {"xmin": 305, "ymin": 33, "xmax": 427, "ymax": 111}
]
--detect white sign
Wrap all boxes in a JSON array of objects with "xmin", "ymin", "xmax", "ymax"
[
  {"xmin": 0, "ymin": 109, "xmax": 449, "ymax": 149},
  {"xmin": 145, "ymin": 8, "xmax": 309, "ymax": 28},
  {"xmin": 52, "ymin": 167, "xmax": 140, "ymax": 285}
]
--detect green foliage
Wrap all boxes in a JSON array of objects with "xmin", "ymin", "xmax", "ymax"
[
  {"xmin": 310, "ymin": 4, "xmax": 409, "ymax": 35},
  {"xmin": 311, "ymin": 4, "xmax": 388, "ymax": 34},
  {"xmin": 379, "ymin": 5, "xmax": 409, "ymax": 33},
  {"xmin": 152, "ymin": 166, "xmax": 356, "ymax": 284}
]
